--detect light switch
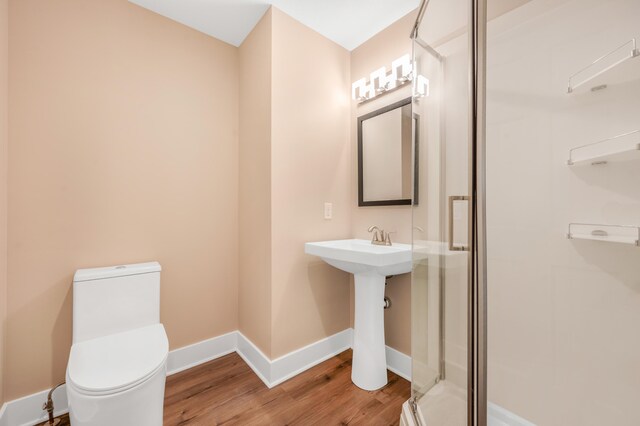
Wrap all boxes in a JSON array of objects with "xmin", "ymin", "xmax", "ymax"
[{"xmin": 324, "ymin": 202, "xmax": 333, "ymax": 220}]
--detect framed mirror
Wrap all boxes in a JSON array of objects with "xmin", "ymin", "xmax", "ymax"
[{"xmin": 357, "ymin": 97, "xmax": 419, "ymax": 206}]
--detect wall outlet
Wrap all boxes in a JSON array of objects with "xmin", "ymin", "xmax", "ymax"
[{"xmin": 324, "ymin": 202, "xmax": 333, "ymax": 220}]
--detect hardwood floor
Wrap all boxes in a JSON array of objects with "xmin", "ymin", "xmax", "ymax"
[{"xmin": 39, "ymin": 350, "xmax": 410, "ymax": 426}]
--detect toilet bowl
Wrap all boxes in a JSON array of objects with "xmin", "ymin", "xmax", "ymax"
[{"xmin": 66, "ymin": 262, "xmax": 168, "ymax": 426}]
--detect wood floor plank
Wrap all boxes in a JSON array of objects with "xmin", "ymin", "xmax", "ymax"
[{"xmin": 38, "ymin": 350, "xmax": 409, "ymax": 426}]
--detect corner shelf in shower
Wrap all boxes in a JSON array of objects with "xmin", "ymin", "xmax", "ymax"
[
  {"xmin": 567, "ymin": 223, "xmax": 640, "ymax": 246},
  {"xmin": 567, "ymin": 38, "xmax": 640, "ymax": 94},
  {"xmin": 567, "ymin": 130, "xmax": 640, "ymax": 166}
]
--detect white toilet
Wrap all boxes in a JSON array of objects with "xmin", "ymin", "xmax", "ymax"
[{"xmin": 66, "ymin": 262, "xmax": 169, "ymax": 426}]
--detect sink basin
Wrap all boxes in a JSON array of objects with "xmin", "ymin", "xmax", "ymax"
[
  {"xmin": 305, "ymin": 239, "xmax": 411, "ymax": 391},
  {"xmin": 304, "ymin": 239, "xmax": 411, "ymax": 276}
]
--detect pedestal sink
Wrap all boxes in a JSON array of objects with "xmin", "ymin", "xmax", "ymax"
[{"xmin": 304, "ymin": 239, "xmax": 411, "ymax": 391}]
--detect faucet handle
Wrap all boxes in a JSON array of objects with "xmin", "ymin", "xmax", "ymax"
[
  {"xmin": 385, "ymin": 231, "xmax": 396, "ymax": 245},
  {"xmin": 368, "ymin": 225, "xmax": 381, "ymax": 243}
]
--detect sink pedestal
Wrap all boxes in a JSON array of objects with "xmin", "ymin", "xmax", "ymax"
[
  {"xmin": 304, "ymin": 239, "xmax": 411, "ymax": 392},
  {"xmin": 352, "ymin": 272, "xmax": 387, "ymax": 391}
]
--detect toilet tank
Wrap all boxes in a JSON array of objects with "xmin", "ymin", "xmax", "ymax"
[{"xmin": 72, "ymin": 262, "xmax": 161, "ymax": 344}]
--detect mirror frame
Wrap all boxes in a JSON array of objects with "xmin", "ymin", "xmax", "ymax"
[{"xmin": 357, "ymin": 97, "xmax": 419, "ymax": 206}]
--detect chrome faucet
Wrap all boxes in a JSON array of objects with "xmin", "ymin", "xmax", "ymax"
[{"xmin": 368, "ymin": 226, "xmax": 393, "ymax": 246}]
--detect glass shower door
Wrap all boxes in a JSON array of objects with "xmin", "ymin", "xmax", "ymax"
[
  {"xmin": 410, "ymin": 34, "xmax": 445, "ymax": 402},
  {"xmin": 410, "ymin": 0, "xmax": 640, "ymax": 425},
  {"xmin": 409, "ymin": 0, "xmax": 477, "ymax": 424}
]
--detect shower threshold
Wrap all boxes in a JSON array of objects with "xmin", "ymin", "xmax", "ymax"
[{"xmin": 400, "ymin": 381, "xmax": 535, "ymax": 426}]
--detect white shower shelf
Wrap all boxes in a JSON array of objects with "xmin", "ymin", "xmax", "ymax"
[
  {"xmin": 567, "ymin": 130, "xmax": 640, "ymax": 166},
  {"xmin": 567, "ymin": 38, "xmax": 640, "ymax": 94},
  {"xmin": 567, "ymin": 223, "xmax": 640, "ymax": 246}
]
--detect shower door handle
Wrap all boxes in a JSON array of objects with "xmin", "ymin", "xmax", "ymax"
[{"xmin": 448, "ymin": 195, "xmax": 470, "ymax": 251}]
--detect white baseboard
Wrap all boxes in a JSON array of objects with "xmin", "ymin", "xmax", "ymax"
[
  {"xmin": 236, "ymin": 328, "xmax": 409, "ymax": 388},
  {"xmin": 385, "ymin": 345, "xmax": 412, "ymax": 381},
  {"xmin": 235, "ymin": 328, "xmax": 353, "ymax": 388},
  {"xmin": 0, "ymin": 327, "xmax": 410, "ymax": 426},
  {"xmin": 269, "ymin": 328, "xmax": 353, "ymax": 387},
  {"xmin": 0, "ymin": 386, "xmax": 68, "ymax": 426},
  {"xmin": 0, "ymin": 403, "xmax": 7, "ymax": 426},
  {"xmin": 166, "ymin": 330, "xmax": 237, "ymax": 375},
  {"xmin": 236, "ymin": 331, "xmax": 272, "ymax": 387},
  {"xmin": 488, "ymin": 402, "xmax": 536, "ymax": 426}
]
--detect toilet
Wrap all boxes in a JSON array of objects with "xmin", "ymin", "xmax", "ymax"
[{"xmin": 66, "ymin": 262, "xmax": 169, "ymax": 426}]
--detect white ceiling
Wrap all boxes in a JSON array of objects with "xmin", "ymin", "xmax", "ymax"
[{"xmin": 128, "ymin": 0, "xmax": 420, "ymax": 51}]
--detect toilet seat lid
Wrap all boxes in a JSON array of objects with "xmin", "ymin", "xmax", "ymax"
[{"xmin": 68, "ymin": 324, "xmax": 168, "ymax": 394}]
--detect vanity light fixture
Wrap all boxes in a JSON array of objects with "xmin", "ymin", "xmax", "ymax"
[
  {"xmin": 415, "ymin": 74, "xmax": 430, "ymax": 98},
  {"xmin": 370, "ymin": 67, "xmax": 388, "ymax": 94},
  {"xmin": 391, "ymin": 54, "xmax": 412, "ymax": 84},
  {"xmin": 352, "ymin": 77, "xmax": 369, "ymax": 101},
  {"xmin": 352, "ymin": 54, "xmax": 428, "ymax": 103}
]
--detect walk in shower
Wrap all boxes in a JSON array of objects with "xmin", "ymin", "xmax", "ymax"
[{"xmin": 407, "ymin": 0, "xmax": 640, "ymax": 425}]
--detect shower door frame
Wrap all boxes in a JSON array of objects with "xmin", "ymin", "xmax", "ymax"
[
  {"xmin": 468, "ymin": 0, "xmax": 487, "ymax": 425},
  {"xmin": 410, "ymin": 0, "xmax": 488, "ymax": 425}
]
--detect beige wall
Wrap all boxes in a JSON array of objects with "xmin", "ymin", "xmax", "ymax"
[
  {"xmin": 0, "ymin": 0, "xmax": 7, "ymax": 408},
  {"xmin": 350, "ymin": 11, "xmax": 418, "ymax": 356},
  {"xmin": 238, "ymin": 9, "xmax": 273, "ymax": 357},
  {"xmin": 238, "ymin": 6, "xmax": 415, "ymax": 362},
  {"xmin": 2, "ymin": 1, "xmax": 417, "ymax": 402},
  {"xmin": 239, "ymin": 6, "xmax": 411, "ymax": 359},
  {"xmin": 6, "ymin": 0, "xmax": 239, "ymax": 400},
  {"xmin": 238, "ymin": 7, "xmax": 352, "ymax": 358},
  {"xmin": 270, "ymin": 8, "xmax": 352, "ymax": 358}
]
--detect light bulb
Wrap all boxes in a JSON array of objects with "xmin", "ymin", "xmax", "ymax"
[{"xmin": 416, "ymin": 75, "xmax": 429, "ymax": 97}]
